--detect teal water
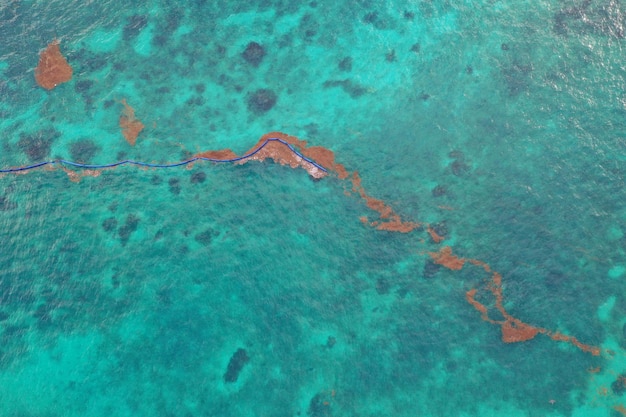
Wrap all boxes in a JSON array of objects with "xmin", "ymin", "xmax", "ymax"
[{"xmin": 1, "ymin": 0, "xmax": 626, "ymax": 415}]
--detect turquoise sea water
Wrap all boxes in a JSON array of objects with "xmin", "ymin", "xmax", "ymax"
[{"xmin": 2, "ymin": 0, "xmax": 626, "ymax": 415}]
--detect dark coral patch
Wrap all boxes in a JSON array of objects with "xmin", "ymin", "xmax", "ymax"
[
  {"xmin": 242, "ymin": 42, "xmax": 266, "ymax": 67},
  {"xmin": 326, "ymin": 336, "xmax": 336, "ymax": 348},
  {"xmin": 363, "ymin": 11, "xmax": 389, "ymax": 29},
  {"xmin": 450, "ymin": 159, "xmax": 470, "ymax": 177},
  {"xmin": 194, "ymin": 228, "xmax": 219, "ymax": 246},
  {"xmin": 448, "ymin": 150, "xmax": 470, "ymax": 177},
  {"xmin": 224, "ymin": 348, "xmax": 249, "ymax": 383},
  {"xmin": 502, "ymin": 62, "xmax": 533, "ymax": 96},
  {"xmin": 246, "ymin": 89, "xmax": 278, "ymax": 114},
  {"xmin": 69, "ymin": 139, "xmax": 100, "ymax": 163},
  {"xmin": 168, "ymin": 177, "xmax": 181, "ymax": 195},
  {"xmin": 0, "ymin": 196, "xmax": 17, "ymax": 211},
  {"xmin": 432, "ymin": 185, "xmax": 447, "ymax": 197},
  {"xmin": 308, "ymin": 392, "xmax": 332, "ymax": 417},
  {"xmin": 430, "ymin": 221, "xmax": 449, "ymax": 238},
  {"xmin": 375, "ymin": 277, "xmax": 391, "ymax": 295},
  {"xmin": 123, "ymin": 15, "xmax": 148, "ymax": 41},
  {"xmin": 118, "ymin": 214, "xmax": 140, "ymax": 246},
  {"xmin": 449, "ymin": 150, "xmax": 465, "ymax": 159},
  {"xmin": 18, "ymin": 128, "xmax": 60, "ymax": 162},
  {"xmin": 338, "ymin": 56, "xmax": 352, "ymax": 72},
  {"xmin": 74, "ymin": 79, "xmax": 94, "ymax": 93},
  {"xmin": 612, "ymin": 374, "xmax": 626, "ymax": 396},
  {"xmin": 190, "ymin": 171, "xmax": 206, "ymax": 184},
  {"xmin": 323, "ymin": 80, "xmax": 367, "ymax": 98},
  {"xmin": 423, "ymin": 259, "xmax": 441, "ymax": 278},
  {"xmin": 299, "ymin": 13, "xmax": 319, "ymax": 40},
  {"xmin": 102, "ymin": 217, "xmax": 118, "ymax": 232}
]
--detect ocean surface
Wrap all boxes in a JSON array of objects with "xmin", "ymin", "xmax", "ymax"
[{"xmin": 1, "ymin": 0, "xmax": 626, "ymax": 415}]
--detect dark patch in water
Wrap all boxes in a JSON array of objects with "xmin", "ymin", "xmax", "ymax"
[
  {"xmin": 123, "ymin": 15, "xmax": 148, "ymax": 41},
  {"xmin": 224, "ymin": 348, "xmax": 249, "ymax": 383}
]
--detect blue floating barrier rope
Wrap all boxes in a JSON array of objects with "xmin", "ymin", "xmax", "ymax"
[{"xmin": 0, "ymin": 138, "xmax": 329, "ymax": 174}]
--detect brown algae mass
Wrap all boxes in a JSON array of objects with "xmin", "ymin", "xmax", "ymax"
[
  {"xmin": 119, "ymin": 99, "xmax": 145, "ymax": 146},
  {"xmin": 193, "ymin": 132, "xmax": 331, "ymax": 180},
  {"xmin": 35, "ymin": 40, "xmax": 73, "ymax": 90},
  {"xmin": 429, "ymin": 246, "xmax": 465, "ymax": 270},
  {"xmin": 7, "ymin": 127, "xmax": 600, "ymax": 357}
]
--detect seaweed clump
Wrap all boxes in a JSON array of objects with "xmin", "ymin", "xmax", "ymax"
[
  {"xmin": 34, "ymin": 40, "xmax": 73, "ymax": 90},
  {"xmin": 119, "ymin": 99, "xmax": 145, "ymax": 146}
]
